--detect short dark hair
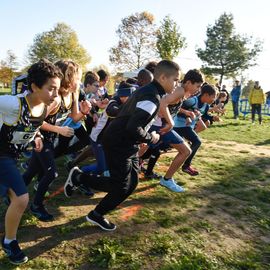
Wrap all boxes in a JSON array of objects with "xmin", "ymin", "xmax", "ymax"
[
  {"xmin": 117, "ymin": 81, "xmax": 135, "ymax": 97},
  {"xmin": 201, "ymin": 83, "xmax": 217, "ymax": 96},
  {"xmin": 145, "ymin": 61, "xmax": 158, "ymax": 74},
  {"xmin": 97, "ymin": 69, "xmax": 108, "ymax": 81},
  {"xmin": 218, "ymin": 92, "xmax": 227, "ymax": 98},
  {"xmin": 183, "ymin": 69, "xmax": 204, "ymax": 84},
  {"xmin": 137, "ymin": 69, "xmax": 153, "ymax": 86},
  {"xmin": 118, "ymin": 81, "xmax": 134, "ymax": 89},
  {"xmin": 126, "ymin": 77, "xmax": 137, "ymax": 85},
  {"xmin": 27, "ymin": 59, "xmax": 62, "ymax": 92},
  {"xmin": 84, "ymin": 71, "xmax": 99, "ymax": 87},
  {"xmin": 154, "ymin": 60, "xmax": 180, "ymax": 79},
  {"xmin": 138, "ymin": 69, "xmax": 152, "ymax": 80}
]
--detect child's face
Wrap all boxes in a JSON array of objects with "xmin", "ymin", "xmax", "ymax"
[
  {"xmin": 120, "ymin": 96, "xmax": 129, "ymax": 103},
  {"xmin": 160, "ymin": 71, "xmax": 180, "ymax": 94},
  {"xmin": 85, "ymin": 81, "xmax": 99, "ymax": 94},
  {"xmin": 34, "ymin": 77, "xmax": 60, "ymax": 106},
  {"xmin": 186, "ymin": 81, "xmax": 202, "ymax": 96},
  {"xmin": 203, "ymin": 93, "xmax": 216, "ymax": 104}
]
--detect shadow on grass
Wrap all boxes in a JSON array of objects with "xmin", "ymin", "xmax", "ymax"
[
  {"xmin": 256, "ymin": 139, "xmax": 270, "ymax": 146},
  {"xmin": 0, "ymin": 154, "xmax": 269, "ymax": 269},
  {"xmin": 0, "ymin": 215, "xmax": 111, "ymax": 269},
  {"xmin": 183, "ymin": 155, "xmax": 270, "ymax": 268}
]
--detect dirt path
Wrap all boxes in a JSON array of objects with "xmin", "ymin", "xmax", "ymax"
[
  {"xmin": 204, "ymin": 139, "xmax": 270, "ymax": 156},
  {"xmin": 164, "ymin": 139, "xmax": 270, "ymax": 158}
]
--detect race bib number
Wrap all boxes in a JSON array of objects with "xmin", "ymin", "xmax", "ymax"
[{"xmin": 10, "ymin": 131, "xmax": 36, "ymax": 145}]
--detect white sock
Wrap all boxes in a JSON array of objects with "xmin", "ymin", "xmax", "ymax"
[{"xmin": 4, "ymin": 237, "xmax": 16, "ymax": 244}]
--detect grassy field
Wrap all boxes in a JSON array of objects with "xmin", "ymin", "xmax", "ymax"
[
  {"xmin": 0, "ymin": 105, "xmax": 269, "ymax": 269},
  {"xmin": 0, "ymin": 88, "xmax": 11, "ymax": 95}
]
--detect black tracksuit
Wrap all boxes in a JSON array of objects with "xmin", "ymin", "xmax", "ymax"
[{"xmin": 78, "ymin": 80, "xmax": 165, "ymax": 215}]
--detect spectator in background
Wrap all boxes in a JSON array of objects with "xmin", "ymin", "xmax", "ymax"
[
  {"xmin": 231, "ymin": 80, "xmax": 241, "ymax": 119},
  {"xmin": 265, "ymin": 91, "xmax": 270, "ymax": 108},
  {"xmin": 249, "ymin": 81, "xmax": 265, "ymax": 124}
]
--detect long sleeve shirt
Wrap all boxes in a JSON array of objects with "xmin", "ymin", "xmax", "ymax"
[
  {"xmin": 231, "ymin": 86, "xmax": 241, "ymax": 102},
  {"xmin": 248, "ymin": 87, "xmax": 265, "ymax": 105},
  {"xmin": 102, "ymin": 80, "xmax": 165, "ymax": 148}
]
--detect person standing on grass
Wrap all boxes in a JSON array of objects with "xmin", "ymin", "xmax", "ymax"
[
  {"xmin": 23, "ymin": 60, "xmax": 91, "ymax": 222},
  {"xmin": 231, "ymin": 80, "xmax": 241, "ymax": 119},
  {"xmin": 266, "ymin": 91, "xmax": 270, "ymax": 108},
  {"xmin": 141, "ymin": 69, "xmax": 203, "ymax": 192},
  {"xmin": 64, "ymin": 60, "xmax": 180, "ymax": 231},
  {"xmin": 249, "ymin": 81, "xmax": 265, "ymax": 124},
  {"xmin": 174, "ymin": 84, "xmax": 218, "ymax": 176},
  {"xmin": 0, "ymin": 59, "xmax": 62, "ymax": 265}
]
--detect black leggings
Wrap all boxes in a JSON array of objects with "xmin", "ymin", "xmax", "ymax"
[
  {"xmin": 78, "ymin": 145, "xmax": 139, "ymax": 215},
  {"xmin": 54, "ymin": 125, "xmax": 91, "ymax": 158},
  {"xmin": 141, "ymin": 147, "xmax": 161, "ymax": 175},
  {"xmin": 23, "ymin": 142, "xmax": 56, "ymax": 206}
]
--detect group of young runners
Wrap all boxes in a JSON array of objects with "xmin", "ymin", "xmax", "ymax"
[{"xmin": 0, "ymin": 58, "xmax": 224, "ymax": 265}]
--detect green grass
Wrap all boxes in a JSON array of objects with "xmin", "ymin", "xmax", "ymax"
[
  {"xmin": 88, "ymin": 237, "xmax": 140, "ymax": 269},
  {"xmin": 0, "ymin": 87, "xmax": 11, "ymax": 95},
  {"xmin": 0, "ymin": 102, "xmax": 270, "ymax": 269},
  {"xmin": 200, "ymin": 102, "xmax": 270, "ymax": 145}
]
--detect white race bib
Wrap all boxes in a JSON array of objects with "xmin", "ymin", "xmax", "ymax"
[{"xmin": 10, "ymin": 131, "xmax": 37, "ymax": 145}]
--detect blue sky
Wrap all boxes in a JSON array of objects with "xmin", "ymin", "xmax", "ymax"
[{"xmin": 0, "ymin": 0, "xmax": 269, "ymax": 89}]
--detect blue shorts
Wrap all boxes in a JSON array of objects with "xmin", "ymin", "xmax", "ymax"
[
  {"xmin": 149, "ymin": 125, "xmax": 184, "ymax": 148},
  {"xmin": 0, "ymin": 157, "xmax": 28, "ymax": 197}
]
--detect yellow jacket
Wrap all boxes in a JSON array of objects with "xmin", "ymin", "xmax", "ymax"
[{"xmin": 248, "ymin": 87, "xmax": 265, "ymax": 105}]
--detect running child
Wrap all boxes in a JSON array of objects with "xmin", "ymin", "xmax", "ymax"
[
  {"xmin": 64, "ymin": 60, "xmax": 180, "ymax": 231},
  {"xmin": 0, "ymin": 59, "xmax": 62, "ymax": 265},
  {"xmin": 142, "ymin": 69, "xmax": 203, "ymax": 192},
  {"xmin": 23, "ymin": 60, "xmax": 91, "ymax": 221},
  {"xmin": 174, "ymin": 83, "xmax": 218, "ymax": 176}
]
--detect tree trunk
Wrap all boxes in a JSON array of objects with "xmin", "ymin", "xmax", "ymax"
[{"xmin": 219, "ymin": 73, "xmax": 224, "ymax": 87}]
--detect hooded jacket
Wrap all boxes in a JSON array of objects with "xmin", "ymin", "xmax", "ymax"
[{"xmin": 249, "ymin": 87, "xmax": 265, "ymax": 105}]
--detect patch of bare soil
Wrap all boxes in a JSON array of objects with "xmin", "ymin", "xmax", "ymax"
[
  {"xmin": 163, "ymin": 140, "xmax": 270, "ymax": 158},
  {"xmin": 204, "ymin": 139, "xmax": 270, "ymax": 157}
]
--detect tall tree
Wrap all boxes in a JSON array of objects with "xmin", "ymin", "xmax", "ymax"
[
  {"xmin": 0, "ymin": 50, "xmax": 18, "ymax": 88},
  {"xmin": 28, "ymin": 23, "xmax": 91, "ymax": 69},
  {"xmin": 196, "ymin": 13, "xmax": 262, "ymax": 85},
  {"xmin": 156, "ymin": 15, "xmax": 186, "ymax": 60},
  {"xmin": 109, "ymin": 12, "xmax": 157, "ymax": 71}
]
